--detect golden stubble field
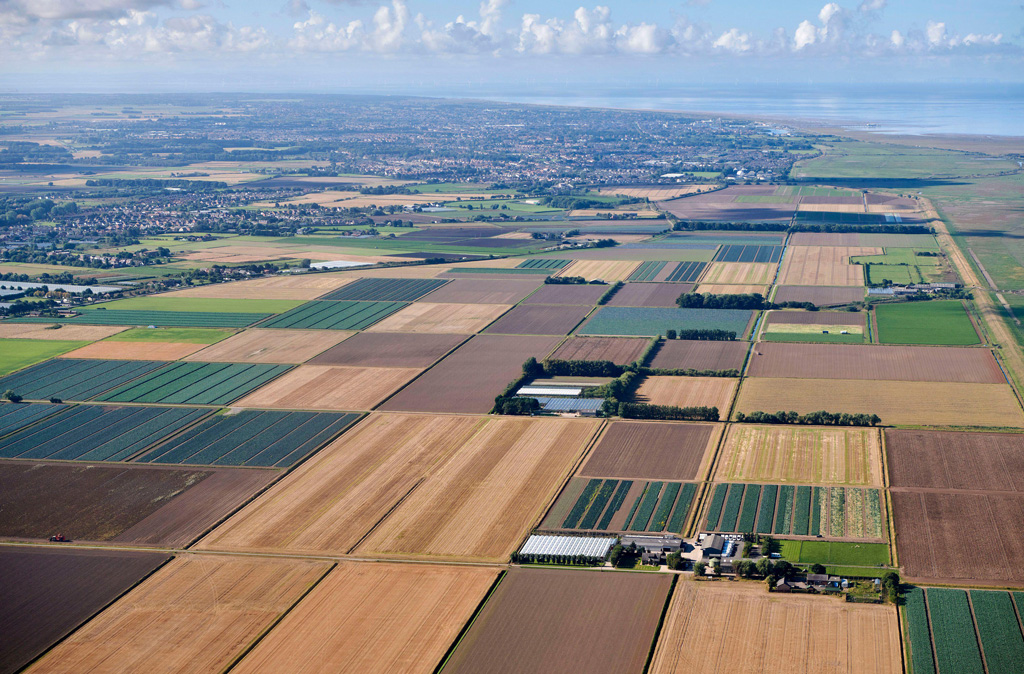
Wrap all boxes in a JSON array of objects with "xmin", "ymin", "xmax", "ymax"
[
  {"xmin": 355, "ymin": 416, "xmax": 601, "ymax": 562},
  {"xmin": 715, "ymin": 425, "xmax": 884, "ymax": 486},
  {"xmin": 0, "ymin": 324, "xmax": 128, "ymax": 341},
  {"xmin": 735, "ymin": 378, "xmax": 1024, "ymax": 428},
  {"xmin": 197, "ymin": 413, "xmax": 485, "ymax": 556},
  {"xmin": 700, "ymin": 262, "xmax": 777, "ymax": 285},
  {"xmin": 777, "ymin": 246, "xmax": 881, "ymax": 286},
  {"xmin": 185, "ymin": 328, "xmax": 352, "ymax": 363},
  {"xmin": 367, "ymin": 302, "xmax": 511, "ymax": 333},
  {"xmin": 232, "ymin": 562, "xmax": 499, "ymax": 674},
  {"xmin": 233, "ymin": 365, "xmax": 421, "ymax": 410},
  {"xmin": 28, "ymin": 555, "xmax": 331, "ymax": 674},
  {"xmin": 556, "ymin": 259, "xmax": 642, "ymax": 282},
  {"xmin": 163, "ymin": 274, "xmax": 354, "ymax": 300},
  {"xmin": 649, "ymin": 581, "xmax": 901, "ymax": 674},
  {"xmin": 635, "ymin": 376, "xmax": 738, "ymax": 412},
  {"xmin": 59, "ymin": 340, "xmax": 207, "ymax": 361}
]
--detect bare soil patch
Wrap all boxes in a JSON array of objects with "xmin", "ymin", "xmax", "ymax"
[
  {"xmin": 61, "ymin": 340, "xmax": 206, "ymax": 360},
  {"xmin": 550, "ymin": 336, "xmax": 650, "ymax": 365},
  {"xmin": 0, "ymin": 324, "xmax": 127, "ymax": 341},
  {"xmin": 773, "ymin": 286, "xmax": 865, "ymax": 306},
  {"xmin": 484, "ymin": 304, "xmax": 592, "ymax": 335},
  {"xmin": 635, "ymin": 376, "xmax": 738, "ymax": 411},
  {"xmin": 185, "ymin": 328, "xmax": 351, "ymax": 363},
  {"xmin": 309, "ymin": 331, "xmax": 465, "ymax": 368},
  {"xmin": 649, "ymin": 339, "xmax": 750, "ymax": 371},
  {"xmin": 736, "ymin": 378, "xmax": 1024, "ymax": 427},
  {"xmin": 368, "ymin": 302, "xmax": 510, "ymax": 333},
  {"xmin": 197, "ymin": 413, "xmax": 484, "ymax": 556},
  {"xmin": 581, "ymin": 421, "xmax": 719, "ymax": 480},
  {"xmin": 421, "ymin": 279, "xmax": 542, "ymax": 304},
  {"xmin": 778, "ymin": 246, "xmax": 880, "ymax": 286},
  {"xmin": 357, "ymin": 417, "xmax": 599, "ymax": 562},
  {"xmin": 607, "ymin": 283, "xmax": 687, "ymax": 307},
  {"xmin": 380, "ymin": 335, "xmax": 561, "ymax": 414},
  {"xmin": 443, "ymin": 568, "xmax": 672, "ymax": 674},
  {"xmin": 885, "ymin": 429, "xmax": 1024, "ymax": 491},
  {"xmin": 0, "ymin": 547, "xmax": 170, "ymax": 674},
  {"xmin": 234, "ymin": 364, "xmax": 420, "ymax": 410},
  {"xmin": 746, "ymin": 343, "xmax": 1005, "ymax": 383},
  {"xmin": 30, "ymin": 555, "xmax": 331, "ymax": 674},
  {"xmin": 522, "ymin": 284, "xmax": 608, "ymax": 305},
  {"xmin": 234, "ymin": 563, "xmax": 499, "ymax": 674},
  {"xmin": 650, "ymin": 581, "xmax": 901, "ymax": 674}
]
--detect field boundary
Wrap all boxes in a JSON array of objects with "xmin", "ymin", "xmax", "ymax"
[
  {"xmin": 431, "ymin": 569, "xmax": 507, "ymax": 674},
  {"xmin": 965, "ymin": 591, "xmax": 992, "ymax": 674},
  {"xmin": 346, "ymin": 478, "xmax": 426, "ymax": 555},
  {"xmin": 879, "ymin": 428, "xmax": 899, "ymax": 569},
  {"xmin": 369, "ymin": 334, "xmax": 474, "ymax": 410},
  {"xmin": 643, "ymin": 574, "xmax": 679, "ymax": 674},
  {"xmin": 222, "ymin": 560, "xmax": 338, "ymax": 672}
]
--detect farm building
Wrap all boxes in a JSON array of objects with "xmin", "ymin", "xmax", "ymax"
[
  {"xmin": 523, "ymin": 397, "xmax": 605, "ymax": 415},
  {"xmin": 519, "ymin": 535, "xmax": 616, "ymax": 558},
  {"xmin": 620, "ymin": 535, "xmax": 683, "ymax": 565}
]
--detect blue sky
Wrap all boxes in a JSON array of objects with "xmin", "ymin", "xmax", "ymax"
[{"xmin": 2, "ymin": 1, "xmax": 1021, "ymax": 92}]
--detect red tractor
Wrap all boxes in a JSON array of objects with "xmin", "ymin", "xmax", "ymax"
[{"xmin": 49, "ymin": 533, "xmax": 70, "ymax": 542}]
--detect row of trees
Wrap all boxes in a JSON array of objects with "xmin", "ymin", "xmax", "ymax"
[
  {"xmin": 676, "ymin": 292, "xmax": 770, "ymax": 310},
  {"xmin": 509, "ymin": 552, "xmax": 604, "ymax": 566},
  {"xmin": 665, "ymin": 329, "xmax": 737, "ymax": 341},
  {"xmin": 617, "ymin": 402, "xmax": 720, "ymax": 421},
  {"xmin": 735, "ymin": 410, "xmax": 881, "ymax": 426},
  {"xmin": 671, "ymin": 220, "xmax": 932, "ymax": 235}
]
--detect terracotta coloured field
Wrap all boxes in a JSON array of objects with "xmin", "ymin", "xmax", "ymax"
[
  {"xmin": 197, "ymin": 414, "xmax": 484, "ymax": 556},
  {"xmin": 635, "ymin": 376, "xmax": 738, "ymax": 411},
  {"xmin": 357, "ymin": 417, "xmax": 599, "ymax": 562},
  {"xmin": 773, "ymin": 285, "xmax": 866, "ymax": 306},
  {"xmin": 892, "ymin": 490, "xmax": 1024, "ymax": 585},
  {"xmin": 700, "ymin": 262, "xmax": 776, "ymax": 285},
  {"xmin": 443, "ymin": 568, "xmax": 672, "ymax": 674},
  {"xmin": 0, "ymin": 547, "xmax": 170, "ymax": 674},
  {"xmin": 885, "ymin": 429, "xmax": 1024, "ymax": 490},
  {"xmin": 581, "ymin": 421, "xmax": 720, "ymax": 480},
  {"xmin": 0, "ymin": 461, "xmax": 275, "ymax": 547},
  {"xmin": 716, "ymin": 425, "xmax": 883, "ymax": 486},
  {"xmin": 0, "ymin": 323, "xmax": 127, "ymax": 341},
  {"xmin": 367, "ymin": 302, "xmax": 510, "ymax": 333},
  {"xmin": 550, "ymin": 336, "xmax": 650, "ymax": 365},
  {"xmin": 309, "ymin": 331, "xmax": 466, "ymax": 368},
  {"xmin": 607, "ymin": 283, "xmax": 689, "ymax": 308},
  {"xmin": 746, "ymin": 343, "xmax": 1005, "ymax": 383},
  {"xmin": 649, "ymin": 339, "xmax": 750, "ymax": 371},
  {"xmin": 234, "ymin": 563, "xmax": 499, "ymax": 674},
  {"xmin": 29, "ymin": 555, "xmax": 331, "ymax": 674},
  {"xmin": 234, "ymin": 364, "xmax": 419, "ymax": 410},
  {"xmin": 521, "ymin": 283, "xmax": 608, "ymax": 305},
  {"xmin": 164, "ymin": 273, "xmax": 354, "ymax": 300},
  {"xmin": 650, "ymin": 581, "xmax": 901, "ymax": 674},
  {"xmin": 484, "ymin": 303, "xmax": 593, "ymax": 335},
  {"xmin": 778, "ymin": 246, "xmax": 881, "ymax": 286},
  {"xmin": 419, "ymin": 279, "xmax": 541, "ymax": 304},
  {"xmin": 184, "ymin": 328, "xmax": 351, "ymax": 363},
  {"xmin": 59, "ymin": 340, "xmax": 207, "ymax": 360},
  {"xmin": 380, "ymin": 335, "xmax": 562, "ymax": 414},
  {"xmin": 694, "ymin": 284, "xmax": 769, "ymax": 295},
  {"xmin": 735, "ymin": 378, "xmax": 1024, "ymax": 427},
  {"xmin": 556, "ymin": 259, "xmax": 641, "ymax": 282}
]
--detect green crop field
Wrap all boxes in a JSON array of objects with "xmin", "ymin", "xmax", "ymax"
[
  {"xmin": 927, "ymin": 589, "xmax": 985, "ymax": 674},
  {"xmin": 14, "ymin": 311, "xmax": 268, "ymax": 328},
  {"xmin": 969, "ymin": 590, "xmax": 1024, "ymax": 674},
  {"xmin": 257, "ymin": 300, "xmax": 407, "ymax": 330},
  {"xmin": 780, "ymin": 539, "xmax": 890, "ymax": 566},
  {"xmin": 0, "ymin": 338, "xmax": 90, "ymax": 376},
  {"xmin": 548, "ymin": 478, "xmax": 694, "ymax": 534},
  {"xmin": 579, "ymin": 306, "xmax": 752, "ymax": 337},
  {"xmin": 0, "ymin": 358, "xmax": 168, "ymax": 401},
  {"xmin": 852, "ymin": 250, "xmax": 941, "ymax": 267},
  {"xmin": 794, "ymin": 141, "xmax": 1020, "ymax": 180},
  {"xmin": 97, "ymin": 362, "xmax": 291, "ymax": 405},
  {"xmin": 318, "ymin": 277, "xmax": 448, "ymax": 302},
  {"xmin": 105, "ymin": 327, "xmax": 235, "ymax": 344},
  {"xmin": 904, "ymin": 588, "xmax": 936, "ymax": 674},
  {"xmin": 874, "ymin": 300, "xmax": 980, "ymax": 345},
  {"xmin": 762, "ymin": 331, "xmax": 865, "ymax": 344},
  {"xmin": 84, "ymin": 297, "xmax": 303, "ymax": 314}
]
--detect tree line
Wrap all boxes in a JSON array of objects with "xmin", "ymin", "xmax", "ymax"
[{"xmin": 735, "ymin": 410, "xmax": 881, "ymax": 426}]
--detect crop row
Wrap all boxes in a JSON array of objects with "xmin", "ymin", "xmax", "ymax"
[
  {"xmin": 666, "ymin": 483, "xmax": 697, "ymax": 533},
  {"xmin": 319, "ymin": 277, "xmax": 448, "ymax": 302},
  {"xmin": 597, "ymin": 481, "xmax": 633, "ymax": 530},
  {"xmin": 665, "ymin": 261, "xmax": 706, "ymax": 283},
  {"xmin": 0, "ymin": 402, "xmax": 65, "ymax": 439},
  {"xmin": 68, "ymin": 310, "xmax": 268, "ymax": 327},
  {"xmin": 649, "ymin": 482, "xmax": 681, "ymax": 531},
  {"xmin": 579, "ymin": 481, "xmax": 617, "ymax": 530},
  {"xmin": 719, "ymin": 483, "xmax": 744, "ymax": 532},
  {"xmin": 705, "ymin": 483, "xmax": 728, "ymax": 530},
  {"xmin": 792, "ymin": 486, "xmax": 811, "ymax": 535},
  {"xmin": 100, "ymin": 362, "xmax": 291, "ymax": 406},
  {"xmin": 627, "ymin": 261, "xmax": 667, "ymax": 281},
  {"xmin": 773, "ymin": 485, "xmax": 794, "ymax": 535},
  {"xmin": 0, "ymin": 358, "xmax": 167, "ymax": 401},
  {"xmin": 737, "ymin": 484, "xmax": 760, "ymax": 532},
  {"xmin": 926, "ymin": 589, "xmax": 985, "ymax": 674},
  {"xmin": 630, "ymin": 481, "xmax": 665, "ymax": 531},
  {"xmin": 259, "ymin": 300, "xmax": 408, "ymax": 330},
  {"xmin": 756, "ymin": 484, "xmax": 778, "ymax": 534},
  {"xmin": 563, "ymin": 479, "xmax": 603, "ymax": 529},
  {"xmin": 970, "ymin": 590, "xmax": 1024, "ymax": 674},
  {"xmin": 904, "ymin": 588, "xmax": 936, "ymax": 674},
  {"xmin": 518, "ymin": 259, "xmax": 570, "ymax": 270}
]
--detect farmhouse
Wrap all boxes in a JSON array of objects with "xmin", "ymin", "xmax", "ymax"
[{"xmin": 620, "ymin": 535, "xmax": 683, "ymax": 565}]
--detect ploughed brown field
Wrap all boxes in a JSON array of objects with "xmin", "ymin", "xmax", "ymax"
[
  {"xmin": 0, "ymin": 547, "xmax": 169, "ymax": 674},
  {"xmin": 234, "ymin": 364, "xmax": 420, "ymax": 411},
  {"xmin": 0, "ymin": 324, "xmax": 127, "ymax": 341},
  {"xmin": 162, "ymin": 273, "xmax": 354, "ymax": 300},
  {"xmin": 60, "ymin": 340, "xmax": 207, "ymax": 361},
  {"xmin": 885, "ymin": 429, "xmax": 1024, "ymax": 490},
  {"xmin": 607, "ymin": 283, "xmax": 687, "ymax": 308},
  {"xmin": 367, "ymin": 302, "xmax": 510, "ymax": 333},
  {"xmin": 772, "ymin": 285, "xmax": 866, "ymax": 307},
  {"xmin": 233, "ymin": 562, "xmax": 499, "ymax": 674},
  {"xmin": 580, "ymin": 421, "xmax": 720, "ymax": 480},
  {"xmin": 29, "ymin": 555, "xmax": 332, "ymax": 674},
  {"xmin": 550, "ymin": 336, "xmax": 650, "ymax": 365},
  {"xmin": 185, "ymin": 328, "xmax": 352, "ymax": 363},
  {"xmin": 777, "ymin": 246, "xmax": 880, "ymax": 286},
  {"xmin": 649, "ymin": 581, "xmax": 901, "ymax": 674},
  {"xmin": 484, "ymin": 303, "xmax": 593, "ymax": 335},
  {"xmin": 522, "ymin": 283, "xmax": 608, "ymax": 305},
  {"xmin": 419, "ymin": 279, "xmax": 542, "ymax": 304},
  {"xmin": 635, "ymin": 376, "xmax": 738, "ymax": 411},
  {"xmin": 197, "ymin": 413, "xmax": 484, "ymax": 556},
  {"xmin": 0, "ymin": 461, "xmax": 275, "ymax": 547},
  {"xmin": 746, "ymin": 343, "xmax": 1005, "ymax": 383},
  {"xmin": 443, "ymin": 568, "xmax": 672, "ymax": 674},
  {"xmin": 649, "ymin": 339, "xmax": 750, "ymax": 371},
  {"xmin": 764, "ymin": 310, "xmax": 865, "ymax": 326},
  {"xmin": 308, "ymin": 331, "xmax": 466, "ymax": 368},
  {"xmin": 357, "ymin": 417, "xmax": 599, "ymax": 562},
  {"xmin": 380, "ymin": 335, "xmax": 562, "ymax": 414},
  {"xmin": 735, "ymin": 378, "xmax": 1024, "ymax": 428},
  {"xmin": 891, "ymin": 490, "xmax": 1024, "ymax": 586}
]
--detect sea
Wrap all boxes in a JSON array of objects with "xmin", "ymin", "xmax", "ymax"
[{"xmin": 475, "ymin": 83, "xmax": 1024, "ymax": 138}]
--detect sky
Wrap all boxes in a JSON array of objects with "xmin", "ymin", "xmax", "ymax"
[{"xmin": 1, "ymin": 0, "xmax": 1022, "ymax": 92}]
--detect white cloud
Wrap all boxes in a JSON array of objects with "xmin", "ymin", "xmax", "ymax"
[
  {"xmin": 926, "ymin": 20, "xmax": 946, "ymax": 46},
  {"xmin": 713, "ymin": 27, "xmax": 750, "ymax": 52},
  {"xmin": 3, "ymin": 0, "xmax": 175, "ymax": 21},
  {"xmin": 858, "ymin": 0, "xmax": 886, "ymax": 12},
  {"xmin": 890, "ymin": 29, "xmax": 903, "ymax": 47},
  {"xmin": 794, "ymin": 19, "xmax": 816, "ymax": 49}
]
